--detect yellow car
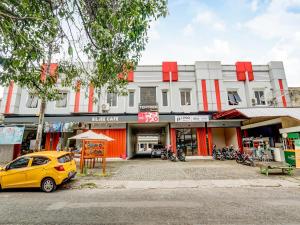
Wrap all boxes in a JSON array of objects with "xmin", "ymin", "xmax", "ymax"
[{"xmin": 0, "ymin": 151, "xmax": 77, "ymax": 192}]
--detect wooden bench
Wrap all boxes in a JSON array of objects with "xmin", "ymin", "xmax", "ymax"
[{"xmin": 259, "ymin": 163, "xmax": 294, "ymax": 176}]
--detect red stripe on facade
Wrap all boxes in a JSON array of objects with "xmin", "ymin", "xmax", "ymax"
[
  {"xmin": 214, "ymin": 80, "xmax": 222, "ymax": 112},
  {"xmin": 74, "ymin": 81, "xmax": 81, "ymax": 113},
  {"xmin": 278, "ymin": 79, "xmax": 287, "ymax": 107},
  {"xmin": 236, "ymin": 128, "xmax": 243, "ymax": 151},
  {"xmin": 162, "ymin": 62, "xmax": 178, "ymax": 82},
  {"xmin": 207, "ymin": 128, "xmax": 213, "ymax": 156},
  {"xmin": 88, "ymin": 83, "xmax": 94, "ymax": 113},
  {"xmin": 5, "ymin": 80, "xmax": 14, "ymax": 114},
  {"xmin": 197, "ymin": 128, "xmax": 207, "ymax": 156},
  {"xmin": 201, "ymin": 80, "xmax": 208, "ymax": 111},
  {"xmin": 118, "ymin": 70, "xmax": 134, "ymax": 82},
  {"xmin": 170, "ymin": 128, "xmax": 177, "ymax": 154}
]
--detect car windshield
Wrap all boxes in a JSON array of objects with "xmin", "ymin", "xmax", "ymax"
[{"xmin": 57, "ymin": 154, "xmax": 72, "ymax": 163}]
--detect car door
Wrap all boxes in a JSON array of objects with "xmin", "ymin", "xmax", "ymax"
[
  {"xmin": 1, "ymin": 157, "xmax": 30, "ymax": 188},
  {"xmin": 24, "ymin": 156, "xmax": 50, "ymax": 187}
]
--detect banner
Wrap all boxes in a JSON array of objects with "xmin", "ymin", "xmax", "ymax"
[
  {"xmin": 0, "ymin": 127, "xmax": 25, "ymax": 145},
  {"xmin": 138, "ymin": 112, "xmax": 159, "ymax": 123},
  {"xmin": 175, "ymin": 115, "xmax": 209, "ymax": 123}
]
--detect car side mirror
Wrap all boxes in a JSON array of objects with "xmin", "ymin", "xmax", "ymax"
[{"xmin": 5, "ymin": 165, "xmax": 10, "ymax": 171}]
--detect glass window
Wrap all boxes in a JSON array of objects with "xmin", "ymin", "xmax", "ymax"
[
  {"xmin": 227, "ymin": 91, "xmax": 241, "ymax": 105},
  {"xmin": 107, "ymin": 93, "xmax": 117, "ymax": 107},
  {"xmin": 56, "ymin": 92, "xmax": 68, "ymax": 108},
  {"xmin": 26, "ymin": 94, "xmax": 39, "ymax": 108},
  {"xmin": 176, "ymin": 128, "xmax": 198, "ymax": 156},
  {"xmin": 32, "ymin": 157, "xmax": 50, "ymax": 166},
  {"xmin": 162, "ymin": 90, "xmax": 168, "ymax": 106},
  {"xmin": 140, "ymin": 87, "xmax": 156, "ymax": 104},
  {"xmin": 129, "ymin": 91, "xmax": 134, "ymax": 107},
  {"xmin": 8, "ymin": 157, "xmax": 30, "ymax": 169},
  {"xmin": 254, "ymin": 91, "xmax": 266, "ymax": 105},
  {"xmin": 57, "ymin": 154, "xmax": 72, "ymax": 163},
  {"xmin": 180, "ymin": 90, "xmax": 191, "ymax": 106}
]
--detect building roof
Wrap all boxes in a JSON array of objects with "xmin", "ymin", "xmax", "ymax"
[{"xmin": 213, "ymin": 107, "xmax": 300, "ymax": 121}]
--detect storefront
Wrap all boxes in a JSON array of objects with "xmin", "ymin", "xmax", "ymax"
[{"xmin": 2, "ymin": 113, "xmax": 244, "ymax": 160}]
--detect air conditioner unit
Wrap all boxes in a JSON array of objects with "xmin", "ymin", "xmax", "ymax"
[
  {"xmin": 251, "ymin": 98, "xmax": 256, "ymax": 106},
  {"xmin": 101, "ymin": 103, "xmax": 110, "ymax": 112}
]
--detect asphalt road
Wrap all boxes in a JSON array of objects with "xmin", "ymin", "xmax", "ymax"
[{"xmin": 1, "ymin": 186, "xmax": 300, "ymax": 225}]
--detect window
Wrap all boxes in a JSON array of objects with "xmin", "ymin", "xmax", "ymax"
[
  {"xmin": 107, "ymin": 93, "xmax": 117, "ymax": 107},
  {"xmin": 254, "ymin": 90, "xmax": 266, "ymax": 105},
  {"xmin": 8, "ymin": 157, "xmax": 29, "ymax": 169},
  {"xmin": 56, "ymin": 92, "xmax": 68, "ymax": 108},
  {"xmin": 57, "ymin": 154, "xmax": 72, "ymax": 163},
  {"xmin": 140, "ymin": 87, "xmax": 156, "ymax": 104},
  {"xmin": 180, "ymin": 90, "xmax": 191, "ymax": 106},
  {"xmin": 32, "ymin": 157, "xmax": 50, "ymax": 166},
  {"xmin": 227, "ymin": 91, "xmax": 242, "ymax": 105},
  {"xmin": 26, "ymin": 94, "xmax": 38, "ymax": 108},
  {"xmin": 162, "ymin": 90, "xmax": 168, "ymax": 106},
  {"xmin": 129, "ymin": 91, "xmax": 134, "ymax": 107}
]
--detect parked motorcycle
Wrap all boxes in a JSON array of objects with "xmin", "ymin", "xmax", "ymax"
[
  {"xmin": 176, "ymin": 148, "xmax": 186, "ymax": 162},
  {"xmin": 235, "ymin": 150, "xmax": 255, "ymax": 166},
  {"xmin": 161, "ymin": 145, "xmax": 177, "ymax": 162},
  {"xmin": 212, "ymin": 145, "xmax": 225, "ymax": 161}
]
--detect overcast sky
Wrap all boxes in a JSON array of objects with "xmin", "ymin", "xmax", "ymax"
[{"xmin": 140, "ymin": 0, "xmax": 300, "ymax": 87}]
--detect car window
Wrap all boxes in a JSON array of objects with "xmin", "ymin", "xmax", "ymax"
[
  {"xmin": 31, "ymin": 157, "xmax": 50, "ymax": 166},
  {"xmin": 8, "ymin": 157, "xmax": 30, "ymax": 169},
  {"xmin": 57, "ymin": 154, "xmax": 72, "ymax": 163}
]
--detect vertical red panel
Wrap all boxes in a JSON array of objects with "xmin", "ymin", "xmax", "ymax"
[
  {"xmin": 235, "ymin": 62, "xmax": 246, "ymax": 81},
  {"xmin": 13, "ymin": 144, "xmax": 21, "ymax": 159},
  {"xmin": 93, "ymin": 129, "xmax": 126, "ymax": 157},
  {"xmin": 162, "ymin": 62, "xmax": 178, "ymax": 82},
  {"xmin": 243, "ymin": 130, "xmax": 248, "ymax": 138},
  {"xmin": 127, "ymin": 71, "xmax": 134, "ymax": 82},
  {"xmin": 214, "ymin": 80, "xmax": 222, "ymax": 112},
  {"xmin": 162, "ymin": 62, "xmax": 170, "ymax": 81},
  {"xmin": 41, "ymin": 63, "xmax": 58, "ymax": 82},
  {"xmin": 236, "ymin": 128, "xmax": 243, "ymax": 151},
  {"xmin": 74, "ymin": 81, "xmax": 81, "ymax": 113},
  {"xmin": 278, "ymin": 79, "xmax": 287, "ymax": 107},
  {"xmin": 207, "ymin": 128, "xmax": 213, "ymax": 156},
  {"xmin": 201, "ymin": 80, "xmax": 208, "ymax": 111},
  {"xmin": 244, "ymin": 62, "xmax": 254, "ymax": 81},
  {"xmin": 52, "ymin": 133, "xmax": 60, "ymax": 150},
  {"xmin": 5, "ymin": 80, "xmax": 14, "ymax": 114},
  {"xmin": 197, "ymin": 128, "xmax": 207, "ymax": 156},
  {"xmin": 170, "ymin": 128, "xmax": 177, "ymax": 153},
  {"xmin": 88, "ymin": 84, "xmax": 94, "ymax": 113},
  {"xmin": 170, "ymin": 62, "xmax": 178, "ymax": 81}
]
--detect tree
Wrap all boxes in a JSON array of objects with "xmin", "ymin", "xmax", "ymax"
[{"xmin": 0, "ymin": 0, "xmax": 167, "ymax": 150}]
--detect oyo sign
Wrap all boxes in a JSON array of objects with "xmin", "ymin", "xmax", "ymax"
[
  {"xmin": 175, "ymin": 115, "xmax": 209, "ymax": 123},
  {"xmin": 138, "ymin": 112, "xmax": 159, "ymax": 123}
]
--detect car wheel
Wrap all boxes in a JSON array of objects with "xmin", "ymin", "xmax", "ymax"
[{"xmin": 41, "ymin": 178, "xmax": 57, "ymax": 193}]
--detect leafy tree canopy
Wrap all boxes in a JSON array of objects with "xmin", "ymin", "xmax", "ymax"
[{"xmin": 0, "ymin": 0, "xmax": 167, "ymax": 100}]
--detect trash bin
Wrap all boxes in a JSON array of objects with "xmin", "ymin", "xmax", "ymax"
[
  {"xmin": 284, "ymin": 150, "xmax": 295, "ymax": 166},
  {"xmin": 272, "ymin": 148, "xmax": 282, "ymax": 162}
]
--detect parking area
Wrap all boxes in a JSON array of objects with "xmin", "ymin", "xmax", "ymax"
[{"xmin": 78, "ymin": 159, "xmax": 300, "ymax": 181}]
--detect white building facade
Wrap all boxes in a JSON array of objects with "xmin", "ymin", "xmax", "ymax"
[{"xmin": 0, "ymin": 61, "xmax": 291, "ymax": 160}]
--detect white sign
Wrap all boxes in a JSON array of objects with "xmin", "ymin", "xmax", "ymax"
[
  {"xmin": 175, "ymin": 115, "xmax": 209, "ymax": 123},
  {"xmin": 92, "ymin": 116, "xmax": 119, "ymax": 122}
]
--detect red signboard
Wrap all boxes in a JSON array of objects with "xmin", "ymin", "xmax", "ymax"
[{"xmin": 138, "ymin": 112, "xmax": 159, "ymax": 123}]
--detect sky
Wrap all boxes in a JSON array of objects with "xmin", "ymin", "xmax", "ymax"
[{"xmin": 140, "ymin": 0, "xmax": 300, "ymax": 87}]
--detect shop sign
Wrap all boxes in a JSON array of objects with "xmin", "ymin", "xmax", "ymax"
[
  {"xmin": 138, "ymin": 112, "xmax": 159, "ymax": 123},
  {"xmin": 175, "ymin": 115, "xmax": 209, "ymax": 123},
  {"xmin": 0, "ymin": 126, "xmax": 25, "ymax": 145},
  {"xmin": 139, "ymin": 104, "xmax": 158, "ymax": 112},
  {"xmin": 91, "ymin": 116, "xmax": 119, "ymax": 122}
]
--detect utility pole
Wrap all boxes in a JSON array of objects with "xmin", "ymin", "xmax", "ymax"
[{"xmin": 35, "ymin": 42, "xmax": 52, "ymax": 151}]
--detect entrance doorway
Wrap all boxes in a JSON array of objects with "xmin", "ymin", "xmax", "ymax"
[{"xmin": 127, "ymin": 123, "xmax": 169, "ymax": 158}]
